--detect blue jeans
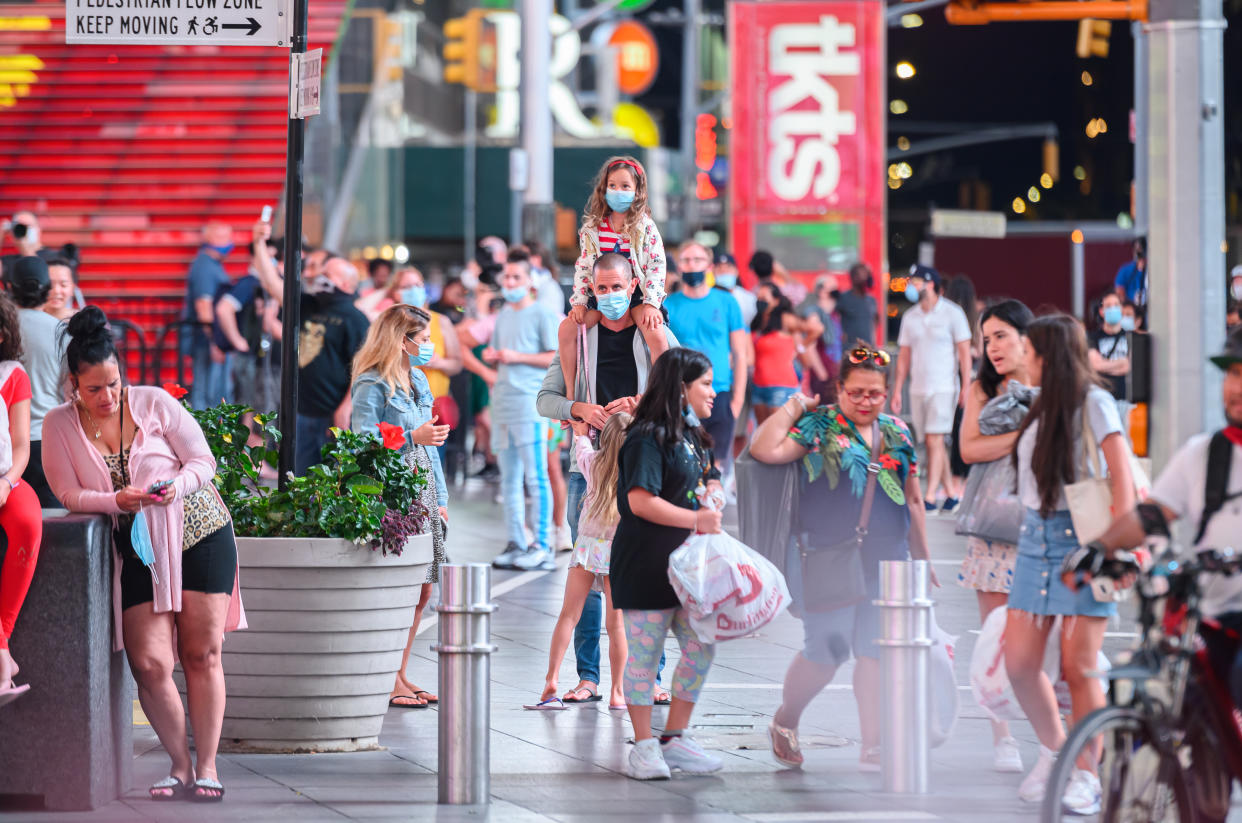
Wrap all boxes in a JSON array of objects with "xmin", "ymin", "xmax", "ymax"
[
  {"xmin": 295, "ymin": 414, "xmax": 332, "ymax": 476},
  {"xmin": 206, "ymin": 352, "xmax": 234, "ymax": 406},
  {"xmin": 495, "ymin": 421, "xmax": 551, "ymax": 549},
  {"xmin": 188, "ymin": 342, "xmax": 213, "ymax": 411},
  {"xmin": 568, "ymin": 472, "xmax": 604, "ymax": 685}
]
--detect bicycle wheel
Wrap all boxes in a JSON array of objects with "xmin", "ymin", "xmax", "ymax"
[{"xmin": 1041, "ymin": 706, "xmax": 1192, "ymax": 823}]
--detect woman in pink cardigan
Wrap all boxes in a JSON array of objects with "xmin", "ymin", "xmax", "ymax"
[{"xmin": 42, "ymin": 308, "xmax": 245, "ymax": 803}]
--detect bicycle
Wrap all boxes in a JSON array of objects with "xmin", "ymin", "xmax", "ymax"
[{"xmin": 1041, "ymin": 549, "xmax": 1242, "ymax": 822}]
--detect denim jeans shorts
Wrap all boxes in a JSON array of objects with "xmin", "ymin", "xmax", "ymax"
[
  {"xmin": 1009, "ymin": 508, "xmax": 1117, "ymax": 618},
  {"xmin": 752, "ymin": 385, "xmax": 799, "ymax": 408}
]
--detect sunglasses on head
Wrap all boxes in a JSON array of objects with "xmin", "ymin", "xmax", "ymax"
[{"xmin": 847, "ymin": 346, "xmax": 891, "ymax": 366}]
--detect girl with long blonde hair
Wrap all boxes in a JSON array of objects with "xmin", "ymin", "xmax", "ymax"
[
  {"xmin": 538, "ymin": 413, "xmax": 632, "ymax": 709},
  {"xmin": 350, "ymin": 304, "xmax": 452, "ymax": 709},
  {"xmin": 558, "ymin": 155, "xmax": 669, "ymax": 393}
]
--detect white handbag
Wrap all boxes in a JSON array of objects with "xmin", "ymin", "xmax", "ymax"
[{"xmin": 1064, "ymin": 414, "xmax": 1150, "ymax": 545}]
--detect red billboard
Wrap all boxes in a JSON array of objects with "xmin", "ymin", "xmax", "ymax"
[{"xmin": 729, "ymin": 1, "xmax": 886, "ymax": 333}]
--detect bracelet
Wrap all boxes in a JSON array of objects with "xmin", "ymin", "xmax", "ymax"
[{"xmin": 1, "ymin": 477, "xmax": 15, "ymax": 491}]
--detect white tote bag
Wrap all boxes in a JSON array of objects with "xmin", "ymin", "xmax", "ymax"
[{"xmin": 1064, "ymin": 412, "xmax": 1150, "ymax": 545}]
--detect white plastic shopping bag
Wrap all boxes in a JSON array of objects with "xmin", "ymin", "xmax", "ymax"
[
  {"xmin": 929, "ymin": 611, "xmax": 959, "ymax": 748},
  {"xmin": 668, "ymin": 531, "xmax": 790, "ymax": 643}
]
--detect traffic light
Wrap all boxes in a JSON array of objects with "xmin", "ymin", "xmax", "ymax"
[
  {"xmin": 443, "ymin": 9, "xmax": 496, "ymax": 92},
  {"xmin": 374, "ymin": 16, "xmax": 404, "ymax": 84},
  {"xmin": 1076, "ymin": 19, "xmax": 1111, "ymax": 59}
]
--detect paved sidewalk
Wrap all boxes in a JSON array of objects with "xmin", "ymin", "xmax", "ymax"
[{"xmin": 4, "ymin": 478, "xmax": 1239, "ymax": 822}]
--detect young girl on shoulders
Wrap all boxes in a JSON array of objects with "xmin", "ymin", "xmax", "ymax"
[
  {"xmin": 540, "ymin": 413, "xmax": 632, "ymax": 709},
  {"xmin": 560, "ymin": 156, "xmax": 668, "ymax": 390}
]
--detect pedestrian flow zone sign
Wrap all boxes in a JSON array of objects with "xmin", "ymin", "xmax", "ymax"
[{"xmin": 67, "ymin": 0, "xmax": 290, "ymax": 46}]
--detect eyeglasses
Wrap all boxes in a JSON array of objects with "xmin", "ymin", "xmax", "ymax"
[
  {"xmin": 847, "ymin": 347, "xmax": 891, "ymax": 366},
  {"xmin": 843, "ymin": 389, "xmax": 889, "ymax": 404}
]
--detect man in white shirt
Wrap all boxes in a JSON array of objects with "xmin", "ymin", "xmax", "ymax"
[
  {"xmin": 892, "ymin": 264, "xmax": 972, "ymax": 513},
  {"xmin": 1088, "ymin": 326, "xmax": 1242, "ymax": 699},
  {"xmin": 712, "ymin": 251, "xmax": 757, "ymax": 327}
]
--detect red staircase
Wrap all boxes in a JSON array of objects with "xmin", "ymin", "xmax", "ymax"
[{"xmin": 0, "ymin": 0, "xmax": 346, "ymax": 384}]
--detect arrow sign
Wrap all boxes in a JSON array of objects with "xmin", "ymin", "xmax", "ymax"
[{"xmin": 222, "ymin": 17, "xmax": 261, "ymax": 36}]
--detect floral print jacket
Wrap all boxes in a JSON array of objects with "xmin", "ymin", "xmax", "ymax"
[
  {"xmin": 571, "ymin": 212, "xmax": 667, "ymax": 308},
  {"xmin": 788, "ymin": 406, "xmax": 918, "ymax": 505}
]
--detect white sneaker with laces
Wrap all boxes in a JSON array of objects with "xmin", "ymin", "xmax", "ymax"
[
  {"xmin": 1062, "ymin": 768, "xmax": 1102, "ymax": 816},
  {"xmin": 660, "ymin": 734, "xmax": 723, "ymax": 774},
  {"xmin": 993, "ymin": 736, "xmax": 1024, "ymax": 773},
  {"xmin": 627, "ymin": 739, "xmax": 671, "ymax": 780},
  {"xmin": 1018, "ymin": 745, "xmax": 1057, "ymax": 803},
  {"xmin": 555, "ymin": 524, "xmax": 574, "ymax": 552}
]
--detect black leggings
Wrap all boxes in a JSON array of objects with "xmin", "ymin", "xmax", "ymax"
[{"xmin": 120, "ymin": 523, "xmax": 238, "ymax": 612}]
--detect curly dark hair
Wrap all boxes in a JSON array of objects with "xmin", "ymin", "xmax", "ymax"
[{"xmin": 0, "ymin": 292, "xmax": 24, "ymax": 362}]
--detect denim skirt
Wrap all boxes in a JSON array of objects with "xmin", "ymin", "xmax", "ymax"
[{"xmin": 1008, "ymin": 508, "xmax": 1116, "ymax": 618}]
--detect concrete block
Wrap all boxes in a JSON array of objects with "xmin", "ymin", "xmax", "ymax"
[{"xmin": 0, "ymin": 512, "xmax": 131, "ymax": 811}]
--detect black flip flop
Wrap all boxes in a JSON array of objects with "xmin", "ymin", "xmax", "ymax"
[
  {"xmin": 389, "ymin": 693, "xmax": 429, "ymax": 709},
  {"xmin": 148, "ymin": 776, "xmax": 191, "ymax": 801},
  {"xmin": 654, "ymin": 691, "xmax": 672, "ymax": 706},
  {"xmin": 411, "ymin": 689, "xmax": 438, "ymax": 704},
  {"xmin": 562, "ymin": 684, "xmax": 602, "ymax": 704},
  {"xmin": 192, "ymin": 777, "xmax": 225, "ymax": 803}
]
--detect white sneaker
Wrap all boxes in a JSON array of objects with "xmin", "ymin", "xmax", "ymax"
[
  {"xmin": 1018, "ymin": 745, "xmax": 1057, "ymax": 803},
  {"xmin": 994, "ymin": 736, "xmax": 1024, "ymax": 773},
  {"xmin": 660, "ymin": 734, "xmax": 723, "ymax": 774},
  {"xmin": 1062, "ymin": 768, "xmax": 1102, "ymax": 816},
  {"xmin": 627, "ymin": 738, "xmax": 671, "ymax": 780},
  {"xmin": 555, "ymin": 524, "xmax": 573, "ymax": 552}
]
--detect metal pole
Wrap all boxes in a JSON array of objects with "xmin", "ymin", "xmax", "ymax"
[
  {"xmin": 464, "ymin": 89, "xmax": 478, "ymax": 264},
  {"xmin": 1071, "ymin": 230, "xmax": 1085, "ymax": 320},
  {"xmin": 680, "ymin": 0, "xmax": 700, "ymax": 239},
  {"xmin": 520, "ymin": 0, "xmax": 556, "ymax": 256},
  {"xmin": 1131, "ymin": 20, "xmax": 1149, "ymax": 238},
  {"xmin": 435, "ymin": 563, "xmax": 497, "ymax": 806},
  {"xmin": 1145, "ymin": 0, "xmax": 1228, "ymax": 473},
  {"xmin": 877, "ymin": 559, "xmax": 931, "ymax": 794},
  {"xmin": 277, "ymin": 0, "xmax": 309, "ymax": 485}
]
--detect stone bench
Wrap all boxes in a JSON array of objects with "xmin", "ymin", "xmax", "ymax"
[{"xmin": 0, "ymin": 511, "xmax": 131, "ymax": 811}]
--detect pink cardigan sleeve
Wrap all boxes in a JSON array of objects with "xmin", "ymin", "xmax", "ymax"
[
  {"xmin": 41, "ymin": 405, "xmax": 123, "ymax": 515},
  {"xmin": 151, "ymin": 393, "xmax": 217, "ymax": 500}
]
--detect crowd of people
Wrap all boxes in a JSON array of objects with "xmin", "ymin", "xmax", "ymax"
[{"xmin": 2, "ymin": 169, "xmax": 1242, "ymax": 814}]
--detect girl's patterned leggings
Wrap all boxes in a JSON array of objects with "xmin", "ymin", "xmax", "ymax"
[{"xmin": 622, "ymin": 608, "xmax": 715, "ymax": 706}]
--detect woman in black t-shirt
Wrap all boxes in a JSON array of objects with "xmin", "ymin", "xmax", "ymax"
[{"xmin": 610, "ymin": 348, "xmax": 725, "ymax": 781}]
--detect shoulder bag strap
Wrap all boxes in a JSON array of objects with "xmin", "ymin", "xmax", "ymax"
[
  {"xmin": 1195, "ymin": 430, "xmax": 1235, "ymax": 544},
  {"xmin": 854, "ymin": 421, "xmax": 884, "ymax": 544},
  {"xmin": 577, "ymin": 323, "xmax": 592, "ymax": 406},
  {"xmin": 1080, "ymin": 404, "xmax": 1103, "ymax": 480}
]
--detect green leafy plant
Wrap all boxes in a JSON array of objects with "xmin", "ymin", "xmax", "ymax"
[{"xmin": 178, "ymin": 390, "xmax": 429, "ymax": 555}]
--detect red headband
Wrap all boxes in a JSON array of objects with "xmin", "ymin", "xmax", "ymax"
[{"xmin": 609, "ymin": 159, "xmax": 643, "ymax": 178}]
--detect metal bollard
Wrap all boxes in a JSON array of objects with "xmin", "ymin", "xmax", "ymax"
[
  {"xmin": 433, "ymin": 563, "xmax": 497, "ymax": 805},
  {"xmin": 875, "ymin": 559, "xmax": 932, "ymax": 794}
]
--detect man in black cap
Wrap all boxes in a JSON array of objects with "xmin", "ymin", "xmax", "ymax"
[
  {"xmin": 893, "ymin": 263, "xmax": 972, "ymax": 514},
  {"xmin": 7, "ymin": 256, "xmax": 65, "ymax": 506}
]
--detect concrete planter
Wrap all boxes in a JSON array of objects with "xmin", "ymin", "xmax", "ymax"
[{"xmin": 193, "ymin": 534, "xmax": 432, "ymax": 753}]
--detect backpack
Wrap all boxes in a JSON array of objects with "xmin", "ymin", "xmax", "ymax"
[{"xmin": 1194, "ymin": 430, "xmax": 1242, "ymax": 544}]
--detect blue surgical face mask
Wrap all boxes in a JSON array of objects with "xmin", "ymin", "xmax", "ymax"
[
  {"xmin": 502, "ymin": 285, "xmax": 529, "ymax": 304},
  {"xmin": 1119, "ymin": 315, "xmax": 1136, "ymax": 332},
  {"xmin": 683, "ymin": 399, "xmax": 702, "ymax": 428},
  {"xmin": 715, "ymin": 273, "xmax": 738, "ymax": 290},
  {"xmin": 131, "ymin": 510, "xmax": 159, "ymax": 584},
  {"xmin": 408, "ymin": 342, "xmax": 435, "ymax": 367},
  {"xmin": 681, "ymin": 270, "xmax": 707, "ymax": 288},
  {"xmin": 207, "ymin": 243, "xmax": 234, "ymax": 257},
  {"xmin": 597, "ymin": 291, "xmax": 630, "ymax": 321},
  {"xmin": 904, "ymin": 284, "xmax": 920, "ymax": 303},
  {"xmin": 400, "ymin": 285, "xmax": 427, "ymax": 307},
  {"xmin": 1103, "ymin": 305, "xmax": 1123, "ymax": 326},
  {"xmin": 605, "ymin": 190, "xmax": 636, "ymax": 212}
]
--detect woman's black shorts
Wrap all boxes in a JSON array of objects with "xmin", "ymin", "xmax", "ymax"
[{"xmin": 120, "ymin": 523, "xmax": 238, "ymax": 612}]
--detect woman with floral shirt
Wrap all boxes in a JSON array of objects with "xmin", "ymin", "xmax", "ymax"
[{"xmin": 749, "ymin": 344, "xmax": 933, "ymax": 772}]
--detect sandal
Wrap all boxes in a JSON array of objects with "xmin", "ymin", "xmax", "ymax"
[
  {"xmin": 389, "ymin": 692, "xmax": 429, "ymax": 709},
  {"xmin": 148, "ymin": 775, "xmax": 191, "ymax": 801},
  {"xmin": 192, "ymin": 777, "xmax": 225, "ymax": 802},
  {"xmin": 562, "ymin": 682, "xmax": 602, "ymax": 703},
  {"xmin": 410, "ymin": 688, "xmax": 438, "ymax": 704},
  {"xmin": 0, "ymin": 682, "xmax": 30, "ymax": 709},
  {"xmin": 769, "ymin": 720, "xmax": 804, "ymax": 769},
  {"xmin": 653, "ymin": 688, "xmax": 671, "ymax": 706}
]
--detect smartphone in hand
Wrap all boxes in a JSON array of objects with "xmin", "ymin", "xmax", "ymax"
[
  {"xmin": 260, "ymin": 205, "xmax": 273, "ymax": 223},
  {"xmin": 147, "ymin": 480, "xmax": 173, "ymax": 500}
]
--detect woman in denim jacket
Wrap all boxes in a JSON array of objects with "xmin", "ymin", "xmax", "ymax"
[{"xmin": 351, "ymin": 304, "xmax": 451, "ymax": 709}]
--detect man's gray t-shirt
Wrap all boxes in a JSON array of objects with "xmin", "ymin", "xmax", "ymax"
[
  {"xmin": 18, "ymin": 308, "xmax": 64, "ymax": 440},
  {"xmin": 836, "ymin": 289, "xmax": 877, "ymax": 346},
  {"xmin": 491, "ymin": 302, "xmax": 559, "ymax": 425}
]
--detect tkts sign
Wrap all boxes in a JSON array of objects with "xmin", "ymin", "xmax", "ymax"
[{"xmin": 730, "ymin": 1, "xmax": 885, "ymax": 328}]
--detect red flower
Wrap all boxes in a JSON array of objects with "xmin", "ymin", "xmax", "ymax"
[
  {"xmin": 163, "ymin": 382, "xmax": 188, "ymax": 400},
  {"xmin": 879, "ymin": 454, "xmax": 900, "ymax": 471},
  {"xmin": 835, "ymin": 413, "xmax": 847, "ymax": 427},
  {"xmin": 376, "ymin": 422, "xmax": 406, "ymax": 450}
]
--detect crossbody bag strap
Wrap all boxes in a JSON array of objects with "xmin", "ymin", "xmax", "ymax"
[
  {"xmin": 854, "ymin": 421, "xmax": 884, "ymax": 544},
  {"xmin": 577, "ymin": 324, "xmax": 592, "ymax": 406}
]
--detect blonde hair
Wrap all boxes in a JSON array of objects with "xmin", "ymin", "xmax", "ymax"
[
  {"xmin": 384, "ymin": 266, "xmax": 424, "ymax": 302},
  {"xmin": 582, "ymin": 412, "xmax": 633, "ymax": 529},
  {"xmin": 583, "ymin": 156, "xmax": 649, "ymax": 254},
  {"xmin": 351, "ymin": 304, "xmax": 431, "ymax": 397}
]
